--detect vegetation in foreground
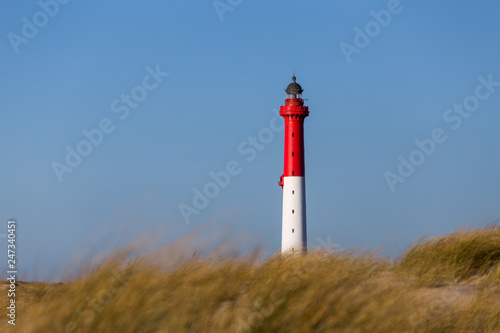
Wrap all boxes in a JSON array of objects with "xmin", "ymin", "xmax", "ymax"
[{"xmin": 1, "ymin": 225, "xmax": 499, "ymax": 332}]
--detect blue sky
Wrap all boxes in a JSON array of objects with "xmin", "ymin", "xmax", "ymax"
[{"xmin": 1, "ymin": 0, "xmax": 500, "ymax": 281}]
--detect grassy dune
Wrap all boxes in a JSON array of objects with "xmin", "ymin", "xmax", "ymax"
[
  {"xmin": 397, "ymin": 225, "xmax": 500, "ymax": 287},
  {"xmin": 1, "ymin": 225, "xmax": 499, "ymax": 332}
]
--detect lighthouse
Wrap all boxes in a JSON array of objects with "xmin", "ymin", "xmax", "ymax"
[{"xmin": 279, "ymin": 76, "xmax": 309, "ymax": 254}]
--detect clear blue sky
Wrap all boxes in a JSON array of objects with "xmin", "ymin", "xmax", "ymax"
[{"xmin": 1, "ymin": 0, "xmax": 500, "ymax": 281}]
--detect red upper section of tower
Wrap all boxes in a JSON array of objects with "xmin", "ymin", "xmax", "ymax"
[{"xmin": 279, "ymin": 76, "xmax": 309, "ymax": 187}]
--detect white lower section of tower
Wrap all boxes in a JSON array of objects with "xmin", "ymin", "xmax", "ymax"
[{"xmin": 281, "ymin": 176, "xmax": 307, "ymax": 254}]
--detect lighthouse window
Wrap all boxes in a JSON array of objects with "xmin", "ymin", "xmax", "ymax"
[
  {"xmin": 292, "ymin": 190, "xmax": 294, "ymax": 194},
  {"xmin": 292, "ymin": 152, "xmax": 295, "ymax": 156},
  {"xmin": 292, "ymin": 171, "xmax": 294, "ymax": 175},
  {"xmin": 292, "ymin": 210, "xmax": 295, "ymax": 214},
  {"xmin": 292, "ymin": 229, "xmax": 294, "ymax": 233},
  {"xmin": 292, "ymin": 133, "xmax": 295, "ymax": 137}
]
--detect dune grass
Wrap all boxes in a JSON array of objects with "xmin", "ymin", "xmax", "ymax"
[
  {"xmin": 396, "ymin": 224, "xmax": 500, "ymax": 286},
  {"xmin": 1, "ymin": 225, "xmax": 499, "ymax": 332}
]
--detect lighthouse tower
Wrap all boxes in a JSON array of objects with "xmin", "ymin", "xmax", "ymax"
[{"xmin": 279, "ymin": 76, "xmax": 309, "ymax": 254}]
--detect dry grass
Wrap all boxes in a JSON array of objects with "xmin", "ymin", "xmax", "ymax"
[
  {"xmin": 396, "ymin": 224, "xmax": 500, "ymax": 286},
  {"xmin": 1, "ymin": 226, "xmax": 499, "ymax": 332}
]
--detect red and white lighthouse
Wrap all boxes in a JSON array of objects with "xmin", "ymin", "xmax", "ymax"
[{"xmin": 279, "ymin": 76, "xmax": 309, "ymax": 254}]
